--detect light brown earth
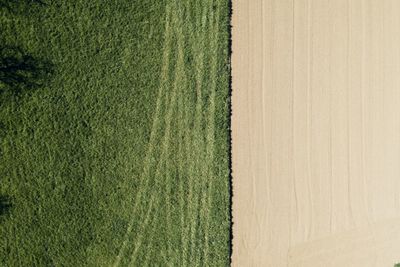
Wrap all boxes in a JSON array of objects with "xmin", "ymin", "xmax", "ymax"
[{"xmin": 232, "ymin": 0, "xmax": 400, "ymax": 266}]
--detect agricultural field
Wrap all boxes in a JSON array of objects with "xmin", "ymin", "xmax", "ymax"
[
  {"xmin": 0, "ymin": 0, "xmax": 230, "ymax": 266},
  {"xmin": 232, "ymin": 0, "xmax": 400, "ymax": 266}
]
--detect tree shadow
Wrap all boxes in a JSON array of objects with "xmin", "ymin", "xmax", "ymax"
[
  {"xmin": 0, "ymin": 46, "xmax": 54, "ymax": 96},
  {"xmin": 0, "ymin": 195, "xmax": 12, "ymax": 219},
  {"xmin": 0, "ymin": 0, "xmax": 47, "ymax": 13}
]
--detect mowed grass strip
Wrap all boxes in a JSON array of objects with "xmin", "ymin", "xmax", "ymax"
[{"xmin": 0, "ymin": 0, "xmax": 230, "ymax": 266}]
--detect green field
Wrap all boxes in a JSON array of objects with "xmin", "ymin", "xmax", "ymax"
[{"xmin": 0, "ymin": 1, "xmax": 230, "ymax": 266}]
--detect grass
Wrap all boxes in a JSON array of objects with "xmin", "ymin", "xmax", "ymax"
[{"xmin": 0, "ymin": 0, "xmax": 230, "ymax": 266}]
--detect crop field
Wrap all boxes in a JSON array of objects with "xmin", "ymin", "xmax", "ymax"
[
  {"xmin": 232, "ymin": 0, "xmax": 400, "ymax": 266},
  {"xmin": 0, "ymin": 0, "xmax": 230, "ymax": 266}
]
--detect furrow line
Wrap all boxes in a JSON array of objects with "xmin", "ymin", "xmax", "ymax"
[
  {"xmin": 112, "ymin": 5, "xmax": 172, "ymax": 267},
  {"xmin": 200, "ymin": 1, "xmax": 222, "ymax": 265},
  {"xmin": 180, "ymin": 0, "xmax": 210, "ymax": 265},
  {"xmin": 128, "ymin": 2, "xmax": 187, "ymax": 263}
]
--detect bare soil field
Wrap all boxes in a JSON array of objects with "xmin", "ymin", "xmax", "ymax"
[{"xmin": 232, "ymin": 0, "xmax": 400, "ymax": 266}]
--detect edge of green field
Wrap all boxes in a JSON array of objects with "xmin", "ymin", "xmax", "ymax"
[{"xmin": 227, "ymin": 0, "xmax": 233, "ymax": 264}]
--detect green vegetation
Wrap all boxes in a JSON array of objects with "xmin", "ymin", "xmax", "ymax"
[{"xmin": 0, "ymin": 0, "xmax": 230, "ymax": 266}]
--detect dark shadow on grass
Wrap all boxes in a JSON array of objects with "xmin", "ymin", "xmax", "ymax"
[
  {"xmin": 0, "ymin": 195, "xmax": 12, "ymax": 219},
  {"xmin": 0, "ymin": 46, "xmax": 54, "ymax": 96},
  {"xmin": 0, "ymin": 0, "xmax": 46, "ymax": 12}
]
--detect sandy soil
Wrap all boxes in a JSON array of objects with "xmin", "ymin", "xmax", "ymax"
[{"xmin": 232, "ymin": 0, "xmax": 400, "ymax": 266}]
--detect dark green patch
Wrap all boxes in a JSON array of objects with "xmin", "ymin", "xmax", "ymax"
[{"xmin": 0, "ymin": 0, "xmax": 230, "ymax": 266}]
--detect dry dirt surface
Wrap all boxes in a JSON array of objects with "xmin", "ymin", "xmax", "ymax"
[{"xmin": 232, "ymin": 0, "xmax": 400, "ymax": 266}]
